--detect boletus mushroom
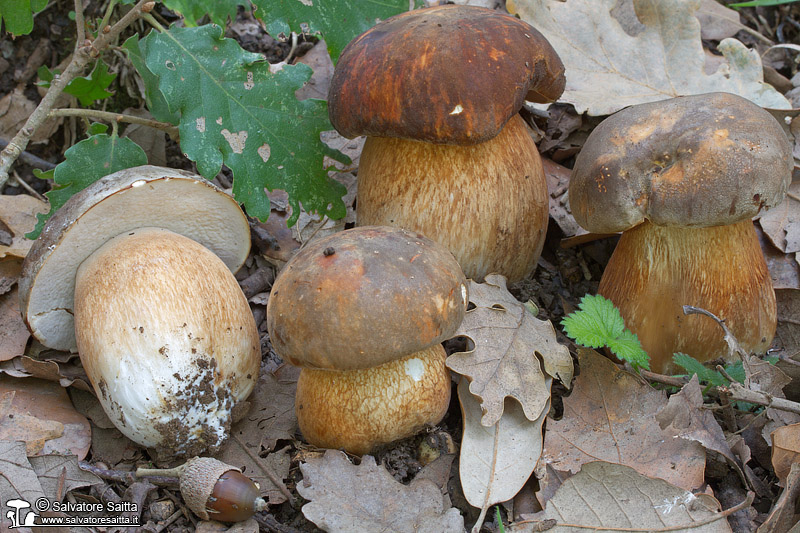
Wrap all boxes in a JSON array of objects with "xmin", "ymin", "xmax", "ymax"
[
  {"xmin": 20, "ymin": 166, "xmax": 261, "ymax": 457},
  {"xmin": 327, "ymin": 5, "xmax": 565, "ymax": 282},
  {"xmin": 266, "ymin": 226, "xmax": 468, "ymax": 455},
  {"xmin": 568, "ymin": 92, "xmax": 793, "ymax": 374}
]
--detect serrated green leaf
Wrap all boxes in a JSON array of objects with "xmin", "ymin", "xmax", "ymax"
[
  {"xmin": 32, "ymin": 168, "xmax": 54, "ymax": 181},
  {"xmin": 561, "ymin": 294, "xmax": 650, "ymax": 370},
  {"xmin": 254, "ymin": 0, "xmax": 422, "ymax": 64},
  {"xmin": 672, "ymin": 353, "xmax": 725, "ymax": 386},
  {"xmin": 122, "ymin": 35, "xmax": 179, "ymax": 125},
  {"xmin": 63, "ymin": 60, "xmax": 116, "ymax": 106},
  {"xmin": 28, "ymin": 133, "xmax": 147, "ymax": 239},
  {"xmin": 142, "ymin": 24, "xmax": 347, "ymax": 224},
  {"xmin": 1, "ymin": 0, "xmax": 47, "ymax": 36},
  {"xmin": 162, "ymin": 0, "xmax": 248, "ymax": 27}
]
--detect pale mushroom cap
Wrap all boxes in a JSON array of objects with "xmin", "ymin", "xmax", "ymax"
[
  {"xmin": 267, "ymin": 226, "xmax": 468, "ymax": 371},
  {"xmin": 569, "ymin": 92, "xmax": 793, "ymax": 233},
  {"xmin": 74, "ymin": 228, "xmax": 260, "ymax": 457},
  {"xmin": 20, "ymin": 165, "xmax": 250, "ymax": 352},
  {"xmin": 295, "ymin": 344, "xmax": 451, "ymax": 455}
]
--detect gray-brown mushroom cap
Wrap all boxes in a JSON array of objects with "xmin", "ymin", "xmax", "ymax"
[
  {"xmin": 266, "ymin": 226, "xmax": 469, "ymax": 371},
  {"xmin": 20, "ymin": 165, "xmax": 251, "ymax": 352},
  {"xmin": 328, "ymin": 4, "xmax": 565, "ymax": 145},
  {"xmin": 569, "ymin": 92, "xmax": 793, "ymax": 233}
]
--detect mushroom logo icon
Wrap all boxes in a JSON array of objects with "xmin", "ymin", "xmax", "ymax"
[{"xmin": 5, "ymin": 499, "xmax": 37, "ymax": 528}]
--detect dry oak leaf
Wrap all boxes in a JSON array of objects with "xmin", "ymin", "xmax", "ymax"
[
  {"xmin": 760, "ymin": 184, "xmax": 800, "ymax": 259},
  {"xmin": 458, "ymin": 377, "xmax": 549, "ymax": 529},
  {"xmin": 506, "ymin": 0, "xmax": 791, "ymax": 116},
  {"xmin": 298, "ymin": 450, "xmax": 464, "ymax": 533},
  {"xmin": 0, "ymin": 287, "xmax": 30, "ymax": 362},
  {"xmin": 541, "ymin": 349, "xmax": 705, "ymax": 492},
  {"xmin": 28, "ymin": 454, "xmax": 101, "ymax": 501},
  {"xmin": 656, "ymin": 375, "xmax": 746, "ymax": 484},
  {"xmin": 759, "ymin": 462, "xmax": 800, "ymax": 533},
  {"xmin": 512, "ymin": 462, "xmax": 732, "ymax": 532},
  {"xmin": 0, "ymin": 441, "xmax": 48, "ymax": 518},
  {"xmin": 446, "ymin": 274, "xmax": 573, "ymax": 427},
  {"xmin": 0, "ymin": 376, "xmax": 91, "ymax": 458},
  {"xmin": 0, "ymin": 194, "xmax": 48, "ymax": 260},
  {"xmin": 771, "ymin": 423, "xmax": 800, "ymax": 486}
]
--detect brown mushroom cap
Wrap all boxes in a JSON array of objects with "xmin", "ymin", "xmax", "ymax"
[
  {"xmin": 20, "ymin": 165, "xmax": 250, "ymax": 352},
  {"xmin": 569, "ymin": 92, "xmax": 793, "ymax": 233},
  {"xmin": 328, "ymin": 5, "xmax": 565, "ymax": 145},
  {"xmin": 266, "ymin": 226, "xmax": 468, "ymax": 371}
]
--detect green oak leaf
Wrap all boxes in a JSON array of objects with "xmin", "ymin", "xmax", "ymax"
[
  {"xmin": 561, "ymin": 294, "xmax": 650, "ymax": 371},
  {"xmin": 28, "ymin": 129, "xmax": 147, "ymax": 239},
  {"xmin": 253, "ymin": 0, "xmax": 421, "ymax": 63},
  {"xmin": 39, "ymin": 61, "xmax": 116, "ymax": 106},
  {"xmin": 162, "ymin": 0, "xmax": 248, "ymax": 28},
  {"xmin": 0, "ymin": 0, "xmax": 47, "ymax": 36},
  {"xmin": 142, "ymin": 24, "xmax": 348, "ymax": 224},
  {"xmin": 122, "ymin": 35, "xmax": 179, "ymax": 125}
]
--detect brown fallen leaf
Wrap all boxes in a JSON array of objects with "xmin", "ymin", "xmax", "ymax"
[
  {"xmin": 233, "ymin": 364, "xmax": 298, "ymax": 453},
  {"xmin": 458, "ymin": 377, "xmax": 549, "ymax": 533},
  {"xmin": 696, "ymin": 0, "xmax": 747, "ymax": 40},
  {"xmin": 759, "ymin": 182, "xmax": 800, "ymax": 255},
  {"xmin": 0, "ymin": 287, "xmax": 30, "ymax": 362},
  {"xmin": 771, "ymin": 423, "xmax": 800, "ymax": 486},
  {"xmin": 295, "ymin": 39, "xmax": 335, "ymax": 102},
  {"xmin": 216, "ymin": 441, "xmax": 291, "ymax": 506},
  {"xmin": 542, "ymin": 158, "xmax": 584, "ymax": 239},
  {"xmin": 298, "ymin": 450, "xmax": 464, "ymax": 533},
  {"xmin": 0, "ymin": 194, "xmax": 49, "ymax": 260},
  {"xmin": 759, "ymin": 463, "xmax": 800, "ymax": 533},
  {"xmin": 446, "ymin": 274, "xmax": 573, "ymax": 427},
  {"xmin": 542, "ymin": 349, "xmax": 706, "ymax": 492},
  {"xmin": 0, "ymin": 376, "xmax": 91, "ymax": 458},
  {"xmin": 656, "ymin": 375, "xmax": 746, "ymax": 484},
  {"xmin": 513, "ymin": 462, "xmax": 732, "ymax": 532},
  {"xmin": 0, "ymin": 441, "xmax": 48, "ymax": 521},
  {"xmin": 28, "ymin": 454, "xmax": 101, "ymax": 501},
  {"xmin": 507, "ymin": 0, "xmax": 789, "ymax": 115},
  {"xmin": 0, "ymin": 87, "xmax": 62, "ymax": 144},
  {"xmin": 196, "ymin": 518, "xmax": 259, "ymax": 533}
]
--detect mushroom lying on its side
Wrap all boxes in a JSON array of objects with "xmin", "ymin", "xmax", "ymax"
[
  {"xmin": 267, "ymin": 226, "xmax": 468, "ymax": 455},
  {"xmin": 20, "ymin": 166, "xmax": 261, "ymax": 458},
  {"xmin": 568, "ymin": 93, "xmax": 793, "ymax": 374}
]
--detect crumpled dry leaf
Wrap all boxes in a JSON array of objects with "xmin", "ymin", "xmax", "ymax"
[
  {"xmin": 656, "ymin": 376, "xmax": 746, "ymax": 483},
  {"xmin": 0, "ymin": 194, "xmax": 49, "ymax": 260},
  {"xmin": 28, "ymin": 454, "xmax": 101, "ymax": 501},
  {"xmin": 298, "ymin": 450, "xmax": 464, "ymax": 533},
  {"xmin": 458, "ymin": 377, "xmax": 548, "ymax": 530},
  {"xmin": 0, "ymin": 87, "xmax": 62, "ymax": 144},
  {"xmin": 295, "ymin": 39, "xmax": 335, "ymax": 102},
  {"xmin": 0, "ymin": 287, "xmax": 30, "ymax": 362},
  {"xmin": 696, "ymin": 0, "xmax": 747, "ymax": 41},
  {"xmin": 0, "ymin": 354, "xmax": 92, "ymax": 391},
  {"xmin": 217, "ymin": 442, "xmax": 291, "ymax": 506},
  {"xmin": 447, "ymin": 274, "xmax": 573, "ymax": 427},
  {"xmin": 0, "ymin": 376, "xmax": 91, "ymax": 458},
  {"xmin": 507, "ymin": 0, "xmax": 791, "ymax": 115},
  {"xmin": 542, "ymin": 349, "xmax": 706, "ymax": 492},
  {"xmin": 759, "ymin": 183, "xmax": 800, "ymax": 255},
  {"xmin": 196, "ymin": 518, "xmax": 259, "ymax": 533},
  {"xmin": 0, "ymin": 441, "xmax": 48, "ymax": 517},
  {"xmin": 759, "ymin": 462, "xmax": 800, "ymax": 533},
  {"xmin": 513, "ymin": 462, "xmax": 731, "ymax": 532},
  {"xmin": 770, "ymin": 423, "xmax": 800, "ymax": 486}
]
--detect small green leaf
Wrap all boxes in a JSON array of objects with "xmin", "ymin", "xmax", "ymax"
[
  {"xmin": 561, "ymin": 294, "xmax": 650, "ymax": 371},
  {"xmin": 37, "ymin": 64, "xmax": 54, "ymax": 84},
  {"xmin": 87, "ymin": 122, "xmax": 108, "ymax": 135},
  {"xmin": 162, "ymin": 0, "xmax": 248, "ymax": 27},
  {"xmin": 254, "ymin": 0, "xmax": 423, "ymax": 64},
  {"xmin": 28, "ymin": 131, "xmax": 147, "ymax": 239},
  {"xmin": 32, "ymin": 168, "xmax": 54, "ymax": 181},
  {"xmin": 730, "ymin": 0, "xmax": 798, "ymax": 7},
  {"xmin": 1, "ymin": 0, "xmax": 47, "ymax": 36},
  {"xmin": 63, "ymin": 60, "xmax": 116, "ymax": 106},
  {"xmin": 672, "ymin": 353, "xmax": 727, "ymax": 387},
  {"xmin": 142, "ymin": 24, "xmax": 348, "ymax": 224}
]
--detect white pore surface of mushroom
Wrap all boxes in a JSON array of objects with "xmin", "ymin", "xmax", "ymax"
[{"xmin": 20, "ymin": 166, "xmax": 260, "ymax": 458}]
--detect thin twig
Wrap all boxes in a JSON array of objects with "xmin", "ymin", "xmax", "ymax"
[
  {"xmin": 0, "ymin": 138, "xmax": 56, "ymax": 170},
  {"xmin": 47, "ymin": 108, "xmax": 178, "ymax": 136},
  {"xmin": 0, "ymin": 0, "xmax": 155, "ymax": 187},
  {"xmin": 253, "ymin": 513, "xmax": 305, "ymax": 533},
  {"xmin": 9, "ymin": 171, "xmax": 47, "ymax": 201},
  {"xmin": 73, "ymin": 0, "xmax": 85, "ymax": 51},
  {"xmin": 233, "ymin": 435, "xmax": 297, "ymax": 508},
  {"xmin": 682, "ymin": 305, "xmax": 755, "ymax": 385},
  {"xmin": 639, "ymin": 370, "xmax": 688, "ymax": 388},
  {"xmin": 79, "ymin": 461, "xmax": 179, "ymax": 486},
  {"xmin": 153, "ymin": 509, "xmax": 183, "ymax": 533},
  {"xmin": 722, "ymin": 382, "xmax": 800, "ymax": 415}
]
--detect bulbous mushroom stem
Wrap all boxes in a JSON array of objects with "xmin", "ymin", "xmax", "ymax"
[
  {"xmin": 74, "ymin": 227, "xmax": 261, "ymax": 458},
  {"xmin": 356, "ymin": 114, "xmax": 549, "ymax": 282},
  {"xmin": 598, "ymin": 219, "xmax": 775, "ymax": 374},
  {"xmin": 295, "ymin": 344, "xmax": 451, "ymax": 456}
]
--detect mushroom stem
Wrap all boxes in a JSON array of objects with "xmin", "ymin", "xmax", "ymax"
[
  {"xmin": 295, "ymin": 344, "xmax": 451, "ymax": 455},
  {"xmin": 356, "ymin": 115, "xmax": 548, "ymax": 282},
  {"xmin": 598, "ymin": 219, "xmax": 775, "ymax": 374}
]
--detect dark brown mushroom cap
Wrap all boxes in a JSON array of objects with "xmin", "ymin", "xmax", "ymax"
[
  {"xmin": 266, "ymin": 226, "xmax": 468, "ymax": 371},
  {"xmin": 569, "ymin": 92, "xmax": 793, "ymax": 233},
  {"xmin": 327, "ymin": 5, "xmax": 565, "ymax": 145}
]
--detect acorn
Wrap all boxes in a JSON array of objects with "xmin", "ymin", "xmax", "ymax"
[{"xmin": 137, "ymin": 457, "xmax": 267, "ymax": 522}]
